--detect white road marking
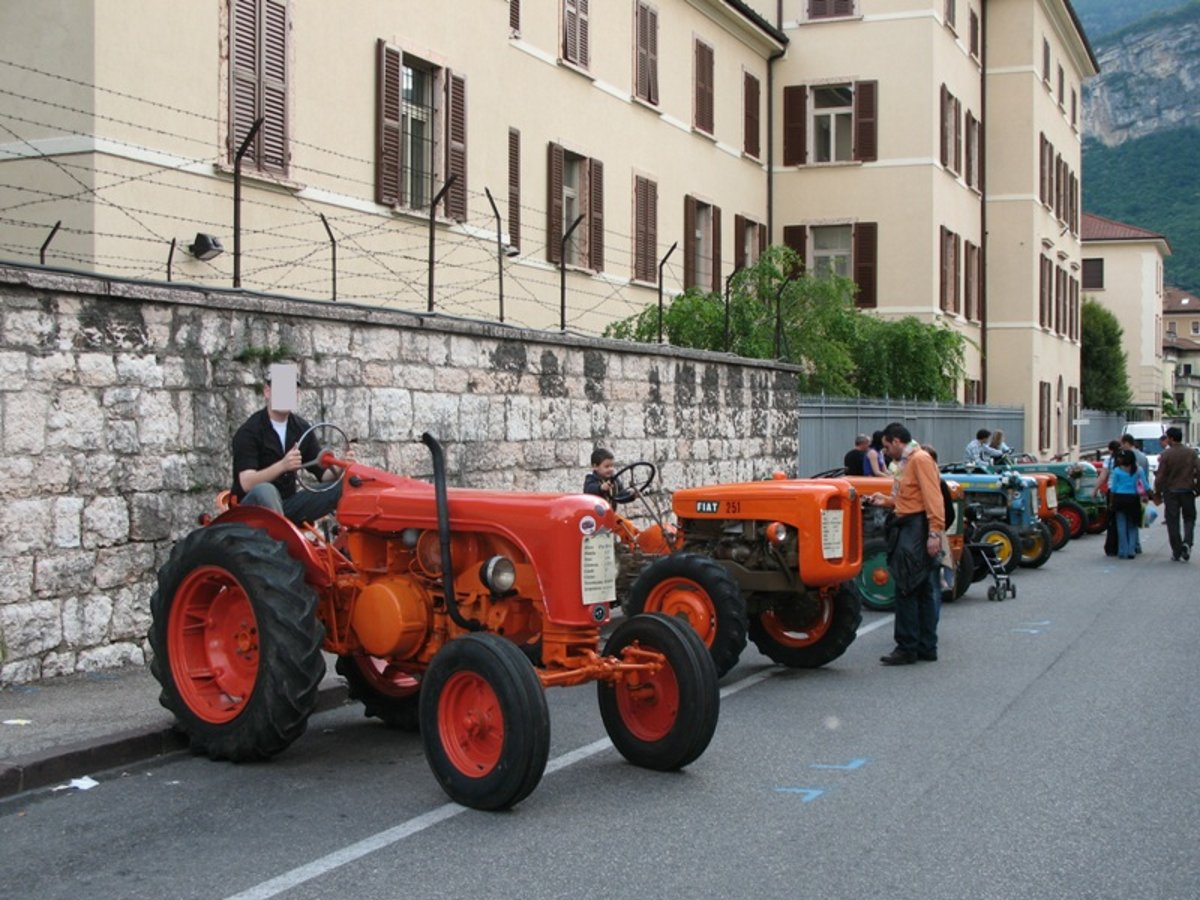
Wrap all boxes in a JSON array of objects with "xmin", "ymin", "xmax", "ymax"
[{"xmin": 225, "ymin": 613, "xmax": 893, "ymax": 900}]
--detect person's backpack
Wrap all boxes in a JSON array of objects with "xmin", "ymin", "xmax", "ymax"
[{"xmin": 939, "ymin": 480, "xmax": 955, "ymax": 531}]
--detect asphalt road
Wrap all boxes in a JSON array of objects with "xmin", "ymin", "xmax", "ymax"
[{"xmin": 2, "ymin": 524, "xmax": 1198, "ymax": 900}]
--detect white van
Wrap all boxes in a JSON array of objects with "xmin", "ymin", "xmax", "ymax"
[{"xmin": 1120, "ymin": 422, "xmax": 1167, "ymax": 474}]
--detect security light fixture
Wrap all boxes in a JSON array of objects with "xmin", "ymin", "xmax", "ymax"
[{"xmin": 188, "ymin": 233, "xmax": 224, "ymax": 261}]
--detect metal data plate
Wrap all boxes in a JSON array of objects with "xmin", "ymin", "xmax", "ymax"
[
  {"xmin": 580, "ymin": 532, "xmax": 617, "ymax": 606},
  {"xmin": 820, "ymin": 508, "xmax": 844, "ymax": 560},
  {"xmin": 1047, "ymin": 486, "xmax": 1057, "ymax": 508}
]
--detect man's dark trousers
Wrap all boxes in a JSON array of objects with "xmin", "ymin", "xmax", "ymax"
[
  {"xmin": 887, "ymin": 513, "xmax": 938, "ymax": 657},
  {"xmin": 1164, "ymin": 490, "xmax": 1197, "ymax": 557}
]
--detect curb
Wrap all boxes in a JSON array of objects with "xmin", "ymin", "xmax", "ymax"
[{"xmin": 0, "ymin": 684, "xmax": 349, "ymax": 801}]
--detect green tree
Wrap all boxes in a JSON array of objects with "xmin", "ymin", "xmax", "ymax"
[
  {"xmin": 1080, "ymin": 298, "xmax": 1133, "ymax": 410},
  {"xmin": 604, "ymin": 245, "xmax": 967, "ymax": 400}
]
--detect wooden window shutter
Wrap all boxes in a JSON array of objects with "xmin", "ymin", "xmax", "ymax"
[
  {"xmin": 375, "ymin": 40, "xmax": 402, "ymax": 206},
  {"xmin": 589, "ymin": 158, "xmax": 604, "ymax": 271},
  {"xmin": 578, "ymin": 0, "xmax": 590, "ymax": 68},
  {"xmin": 782, "ymin": 224, "xmax": 806, "ymax": 273},
  {"xmin": 939, "ymin": 85, "xmax": 949, "ymax": 168},
  {"xmin": 444, "ymin": 71, "xmax": 468, "ymax": 221},
  {"xmin": 510, "ymin": 0, "xmax": 520, "ymax": 33},
  {"xmin": 758, "ymin": 223, "xmax": 767, "ymax": 256},
  {"xmin": 636, "ymin": 4, "xmax": 659, "ymax": 104},
  {"xmin": 634, "ymin": 176, "xmax": 657, "ymax": 283},
  {"xmin": 835, "ymin": 0, "xmax": 854, "ymax": 13},
  {"xmin": 953, "ymin": 233, "xmax": 961, "ymax": 314},
  {"xmin": 964, "ymin": 112, "xmax": 975, "ymax": 188},
  {"xmin": 783, "ymin": 85, "xmax": 807, "ymax": 166},
  {"xmin": 853, "ymin": 222, "xmax": 878, "ymax": 308},
  {"xmin": 969, "ymin": 10, "xmax": 979, "ymax": 57},
  {"xmin": 260, "ymin": 0, "xmax": 288, "ymax": 172},
  {"xmin": 695, "ymin": 41, "xmax": 714, "ymax": 134},
  {"xmin": 953, "ymin": 97, "xmax": 962, "ymax": 174},
  {"xmin": 1039, "ymin": 134, "xmax": 1046, "ymax": 204},
  {"xmin": 744, "ymin": 73, "xmax": 761, "ymax": 158},
  {"xmin": 547, "ymin": 142, "xmax": 564, "ymax": 264},
  {"xmin": 853, "ymin": 80, "xmax": 877, "ymax": 162},
  {"xmin": 564, "ymin": 0, "xmax": 589, "ymax": 67},
  {"xmin": 683, "ymin": 195, "xmax": 697, "ymax": 290},
  {"xmin": 810, "ymin": 0, "xmax": 830, "ymax": 16},
  {"xmin": 507, "ymin": 128, "xmax": 521, "ymax": 251},
  {"xmin": 734, "ymin": 214, "xmax": 746, "ymax": 270},
  {"xmin": 231, "ymin": 0, "xmax": 259, "ymax": 163},
  {"xmin": 647, "ymin": 7, "xmax": 659, "ymax": 104},
  {"xmin": 710, "ymin": 205, "xmax": 722, "ymax": 293},
  {"xmin": 939, "ymin": 227, "xmax": 948, "ymax": 311}
]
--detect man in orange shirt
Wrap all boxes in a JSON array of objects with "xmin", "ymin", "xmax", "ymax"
[{"xmin": 867, "ymin": 421, "xmax": 945, "ymax": 665}]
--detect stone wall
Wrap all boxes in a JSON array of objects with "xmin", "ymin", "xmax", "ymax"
[{"xmin": 0, "ymin": 263, "xmax": 800, "ymax": 684}]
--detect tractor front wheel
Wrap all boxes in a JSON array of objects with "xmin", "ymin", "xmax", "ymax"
[
  {"xmin": 1059, "ymin": 501, "xmax": 1088, "ymax": 539},
  {"xmin": 1046, "ymin": 513, "xmax": 1071, "ymax": 551},
  {"xmin": 1085, "ymin": 505, "xmax": 1109, "ymax": 535},
  {"xmin": 747, "ymin": 586, "xmax": 862, "ymax": 668},
  {"xmin": 598, "ymin": 613, "xmax": 719, "ymax": 771},
  {"xmin": 420, "ymin": 634, "xmax": 549, "ymax": 811},
  {"xmin": 1018, "ymin": 522, "xmax": 1053, "ymax": 569},
  {"xmin": 849, "ymin": 538, "xmax": 894, "ymax": 612},
  {"xmin": 627, "ymin": 553, "xmax": 747, "ymax": 678},
  {"xmin": 148, "ymin": 524, "xmax": 325, "ymax": 761},
  {"xmin": 336, "ymin": 655, "xmax": 421, "ymax": 731}
]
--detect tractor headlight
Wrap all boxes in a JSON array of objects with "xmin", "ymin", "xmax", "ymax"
[
  {"xmin": 480, "ymin": 556, "xmax": 517, "ymax": 594},
  {"xmin": 765, "ymin": 521, "xmax": 790, "ymax": 545}
]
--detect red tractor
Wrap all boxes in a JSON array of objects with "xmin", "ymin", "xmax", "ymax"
[
  {"xmin": 608, "ymin": 464, "xmax": 864, "ymax": 678},
  {"xmin": 148, "ymin": 430, "xmax": 719, "ymax": 811}
]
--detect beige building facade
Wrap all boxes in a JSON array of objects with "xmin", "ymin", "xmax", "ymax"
[
  {"xmin": 1080, "ymin": 212, "xmax": 1169, "ymax": 417},
  {"xmin": 1163, "ymin": 287, "xmax": 1200, "ymax": 443},
  {"xmin": 0, "ymin": 0, "xmax": 1096, "ymax": 457}
]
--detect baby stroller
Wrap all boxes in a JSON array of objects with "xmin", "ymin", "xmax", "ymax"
[{"xmin": 963, "ymin": 503, "xmax": 1016, "ymax": 601}]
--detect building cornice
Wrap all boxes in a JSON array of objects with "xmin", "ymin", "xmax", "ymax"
[
  {"xmin": 1041, "ymin": 0, "xmax": 1100, "ymax": 78},
  {"xmin": 687, "ymin": 0, "xmax": 789, "ymax": 56}
]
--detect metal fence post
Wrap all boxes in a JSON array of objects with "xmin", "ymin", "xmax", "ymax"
[
  {"xmin": 319, "ymin": 213, "xmax": 337, "ymax": 301},
  {"xmin": 427, "ymin": 175, "xmax": 457, "ymax": 313},
  {"xmin": 657, "ymin": 242, "xmax": 678, "ymax": 343},
  {"xmin": 233, "ymin": 116, "xmax": 264, "ymax": 288},
  {"xmin": 559, "ymin": 214, "xmax": 584, "ymax": 331}
]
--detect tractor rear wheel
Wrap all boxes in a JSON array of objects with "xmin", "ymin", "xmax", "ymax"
[
  {"xmin": 148, "ymin": 524, "xmax": 325, "ymax": 761},
  {"xmin": 336, "ymin": 655, "xmax": 421, "ymax": 731},
  {"xmin": 973, "ymin": 522, "xmax": 1021, "ymax": 574},
  {"xmin": 420, "ymin": 633, "xmax": 549, "ymax": 811},
  {"xmin": 946, "ymin": 547, "xmax": 974, "ymax": 603},
  {"xmin": 1059, "ymin": 501, "xmax": 1088, "ymax": 539},
  {"xmin": 626, "ymin": 553, "xmax": 746, "ymax": 678},
  {"xmin": 1018, "ymin": 522, "xmax": 1053, "ymax": 569},
  {"xmin": 1046, "ymin": 513, "xmax": 1071, "ymax": 551},
  {"xmin": 746, "ymin": 586, "xmax": 862, "ymax": 668},
  {"xmin": 849, "ymin": 538, "xmax": 894, "ymax": 612},
  {"xmin": 598, "ymin": 613, "xmax": 719, "ymax": 771}
]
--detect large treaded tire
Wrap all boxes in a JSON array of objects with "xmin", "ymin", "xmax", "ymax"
[
  {"xmin": 848, "ymin": 538, "xmax": 894, "ymax": 612},
  {"xmin": 747, "ymin": 586, "xmax": 862, "ymax": 669},
  {"xmin": 148, "ymin": 524, "xmax": 325, "ymax": 761},
  {"xmin": 1084, "ymin": 505, "xmax": 1109, "ymax": 535},
  {"xmin": 1058, "ymin": 501, "xmax": 1088, "ymax": 540},
  {"xmin": 598, "ymin": 613, "xmax": 719, "ymax": 771},
  {"xmin": 1018, "ymin": 522, "xmax": 1053, "ymax": 569},
  {"xmin": 626, "ymin": 552, "xmax": 747, "ymax": 678},
  {"xmin": 1046, "ymin": 513, "xmax": 1071, "ymax": 551},
  {"xmin": 973, "ymin": 522, "xmax": 1021, "ymax": 575},
  {"xmin": 419, "ymin": 633, "xmax": 550, "ymax": 811},
  {"xmin": 947, "ymin": 544, "xmax": 974, "ymax": 602},
  {"xmin": 336, "ymin": 655, "xmax": 421, "ymax": 731}
]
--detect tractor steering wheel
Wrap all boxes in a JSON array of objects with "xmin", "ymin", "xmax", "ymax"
[
  {"xmin": 611, "ymin": 461, "xmax": 657, "ymax": 503},
  {"xmin": 294, "ymin": 422, "xmax": 351, "ymax": 493}
]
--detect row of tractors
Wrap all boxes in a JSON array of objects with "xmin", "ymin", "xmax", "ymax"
[{"xmin": 147, "ymin": 426, "xmax": 1101, "ymax": 811}]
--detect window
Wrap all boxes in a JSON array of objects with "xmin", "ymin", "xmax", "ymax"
[
  {"xmin": 683, "ymin": 195, "xmax": 720, "ymax": 292},
  {"xmin": 944, "ymin": 0, "xmax": 956, "ymax": 30},
  {"xmin": 547, "ymin": 143, "xmax": 603, "ymax": 271},
  {"xmin": 1082, "ymin": 258, "xmax": 1104, "ymax": 290},
  {"xmin": 230, "ymin": 0, "xmax": 289, "ymax": 173},
  {"xmin": 783, "ymin": 223, "xmax": 876, "ymax": 305},
  {"xmin": 634, "ymin": 3, "xmax": 659, "ymax": 105},
  {"xmin": 1167, "ymin": 321, "xmax": 1177, "ymax": 336},
  {"xmin": 1192, "ymin": 321, "xmax": 1199, "ymax": 336},
  {"xmin": 809, "ymin": 0, "xmax": 855, "ymax": 18},
  {"xmin": 563, "ymin": 0, "xmax": 590, "ymax": 68},
  {"xmin": 1039, "ymin": 255, "xmax": 1052, "ymax": 327},
  {"xmin": 969, "ymin": 9, "xmax": 980, "ymax": 58},
  {"xmin": 1043, "ymin": 38, "xmax": 1051, "ymax": 83},
  {"xmin": 940, "ymin": 85, "xmax": 962, "ymax": 175},
  {"xmin": 940, "ymin": 227, "xmax": 961, "ymax": 314},
  {"xmin": 1057, "ymin": 65, "xmax": 1065, "ymax": 107},
  {"xmin": 633, "ymin": 175, "xmax": 657, "ymax": 283},
  {"xmin": 376, "ymin": 42, "xmax": 468, "ymax": 219},
  {"xmin": 744, "ymin": 72, "xmax": 761, "ymax": 158},
  {"xmin": 734, "ymin": 215, "xmax": 766, "ymax": 270},
  {"xmin": 508, "ymin": 128, "xmax": 521, "ymax": 251},
  {"xmin": 1039, "ymin": 381, "xmax": 1052, "ymax": 450},
  {"xmin": 784, "ymin": 81, "xmax": 876, "ymax": 165},
  {"xmin": 813, "ymin": 85, "xmax": 852, "ymax": 162},
  {"xmin": 1068, "ymin": 386, "xmax": 1080, "ymax": 446},
  {"xmin": 965, "ymin": 112, "xmax": 981, "ymax": 189},
  {"xmin": 694, "ymin": 40, "xmax": 714, "ymax": 134},
  {"xmin": 510, "ymin": 0, "xmax": 520, "ymax": 33},
  {"xmin": 964, "ymin": 379, "xmax": 982, "ymax": 405}
]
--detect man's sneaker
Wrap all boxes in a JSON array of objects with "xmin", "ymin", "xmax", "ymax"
[{"xmin": 1182, "ymin": 545, "xmax": 1190, "ymax": 561}]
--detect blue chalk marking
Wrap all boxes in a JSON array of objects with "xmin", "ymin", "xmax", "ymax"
[
  {"xmin": 774, "ymin": 787, "xmax": 824, "ymax": 802},
  {"xmin": 810, "ymin": 758, "xmax": 867, "ymax": 770}
]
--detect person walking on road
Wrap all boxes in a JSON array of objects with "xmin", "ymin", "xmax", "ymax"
[
  {"xmin": 1108, "ymin": 449, "xmax": 1147, "ymax": 560},
  {"xmin": 867, "ymin": 422, "xmax": 944, "ymax": 665},
  {"xmin": 1152, "ymin": 426, "xmax": 1199, "ymax": 562}
]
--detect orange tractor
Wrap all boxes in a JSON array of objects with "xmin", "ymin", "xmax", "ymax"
[
  {"xmin": 148, "ymin": 431, "xmax": 719, "ymax": 811},
  {"xmin": 607, "ymin": 463, "xmax": 864, "ymax": 678}
]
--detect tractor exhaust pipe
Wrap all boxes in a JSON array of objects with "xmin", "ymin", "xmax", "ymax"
[{"xmin": 421, "ymin": 433, "xmax": 481, "ymax": 632}]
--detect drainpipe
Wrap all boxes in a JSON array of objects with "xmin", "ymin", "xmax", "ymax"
[
  {"xmin": 979, "ymin": 0, "xmax": 988, "ymax": 402},
  {"xmin": 766, "ymin": 45, "xmax": 786, "ymax": 243}
]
